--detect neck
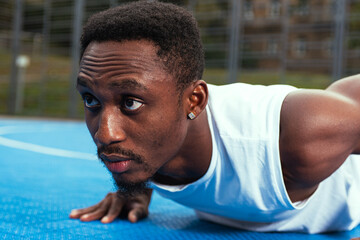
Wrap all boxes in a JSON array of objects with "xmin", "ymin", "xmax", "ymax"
[{"xmin": 153, "ymin": 108, "xmax": 212, "ymax": 185}]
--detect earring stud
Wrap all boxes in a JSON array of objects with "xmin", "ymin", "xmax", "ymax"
[{"xmin": 188, "ymin": 112, "xmax": 196, "ymax": 120}]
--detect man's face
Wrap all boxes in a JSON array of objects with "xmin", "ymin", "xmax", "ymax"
[{"xmin": 77, "ymin": 40, "xmax": 189, "ymax": 191}]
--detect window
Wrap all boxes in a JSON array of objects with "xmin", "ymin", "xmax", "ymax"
[
  {"xmin": 294, "ymin": 38, "xmax": 307, "ymax": 57},
  {"xmin": 324, "ymin": 38, "xmax": 333, "ymax": 57},
  {"xmin": 297, "ymin": 0, "xmax": 309, "ymax": 16},
  {"xmin": 244, "ymin": 1, "xmax": 254, "ymax": 20},
  {"xmin": 269, "ymin": 0, "xmax": 281, "ymax": 18},
  {"xmin": 267, "ymin": 38, "xmax": 278, "ymax": 55}
]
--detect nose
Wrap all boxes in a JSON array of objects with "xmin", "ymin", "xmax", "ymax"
[{"xmin": 94, "ymin": 107, "xmax": 126, "ymax": 146}]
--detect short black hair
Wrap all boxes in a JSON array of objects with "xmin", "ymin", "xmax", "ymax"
[{"xmin": 81, "ymin": 1, "xmax": 204, "ymax": 92}]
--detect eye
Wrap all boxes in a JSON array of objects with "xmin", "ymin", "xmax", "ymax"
[
  {"xmin": 83, "ymin": 94, "xmax": 100, "ymax": 108},
  {"xmin": 123, "ymin": 98, "xmax": 143, "ymax": 111}
]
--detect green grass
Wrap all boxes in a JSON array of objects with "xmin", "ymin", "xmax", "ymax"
[
  {"xmin": 1, "ymin": 78, "xmax": 84, "ymax": 118},
  {"xmin": 0, "ymin": 51, "xmax": 85, "ymax": 119}
]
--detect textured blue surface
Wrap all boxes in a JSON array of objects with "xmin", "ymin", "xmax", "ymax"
[{"xmin": 0, "ymin": 118, "xmax": 359, "ymax": 240}]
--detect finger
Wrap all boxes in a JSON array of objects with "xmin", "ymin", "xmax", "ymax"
[
  {"xmin": 101, "ymin": 196, "xmax": 125, "ymax": 224},
  {"xmin": 80, "ymin": 206, "xmax": 109, "ymax": 222},
  {"xmin": 79, "ymin": 197, "xmax": 112, "ymax": 222},
  {"xmin": 128, "ymin": 207, "xmax": 148, "ymax": 223},
  {"xmin": 69, "ymin": 203, "xmax": 101, "ymax": 219}
]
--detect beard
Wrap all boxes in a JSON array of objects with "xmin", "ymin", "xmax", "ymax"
[
  {"xmin": 97, "ymin": 145, "xmax": 152, "ymax": 197},
  {"xmin": 112, "ymin": 175, "xmax": 149, "ymax": 197}
]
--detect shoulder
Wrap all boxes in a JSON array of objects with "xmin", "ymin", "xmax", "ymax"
[
  {"xmin": 280, "ymin": 81, "xmax": 360, "ymax": 140},
  {"xmin": 279, "ymin": 82, "xmax": 360, "ymax": 201},
  {"xmin": 326, "ymin": 74, "xmax": 360, "ymax": 102}
]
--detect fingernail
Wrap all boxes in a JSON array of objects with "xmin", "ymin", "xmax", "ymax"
[
  {"xmin": 129, "ymin": 213, "xmax": 137, "ymax": 223},
  {"xmin": 101, "ymin": 216, "xmax": 109, "ymax": 223},
  {"xmin": 70, "ymin": 210, "xmax": 78, "ymax": 216}
]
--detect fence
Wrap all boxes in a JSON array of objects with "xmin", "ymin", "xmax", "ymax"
[{"xmin": 0, "ymin": 0, "xmax": 360, "ymax": 118}]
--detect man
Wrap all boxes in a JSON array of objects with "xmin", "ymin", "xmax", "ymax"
[{"xmin": 69, "ymin": 1, "xmax": 360, "ymax": 234}]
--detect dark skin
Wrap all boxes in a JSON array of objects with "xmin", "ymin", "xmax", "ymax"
[
  {"xmin": 70, "ymin": 39, "xmax": 360, "ymax": 224},
  {"xmin": 70, "ymin": 40, "xmax": 211, "ymax": 223}
]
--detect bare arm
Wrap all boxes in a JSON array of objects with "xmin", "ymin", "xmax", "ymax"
[
  {"xmin": 279, "ymin": 75, "xmax": 360, "ymax": 202},
  {"xmin": 70, "ymin": 188, "xmax": 152, "ymax": 223}
]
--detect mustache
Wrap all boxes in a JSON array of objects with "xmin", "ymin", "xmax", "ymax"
[{"xmin": 97, "ymin": 145, "xmax": 143, "ymax": 164}]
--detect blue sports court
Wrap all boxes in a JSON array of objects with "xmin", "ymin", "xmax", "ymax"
[{"xmin": 0, "ymin": 118, "xmax": 359, "ymax": 239}]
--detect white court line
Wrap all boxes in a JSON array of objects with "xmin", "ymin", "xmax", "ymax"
[
  {"xmin": 0, "ymin": 125, "xmax": 49, "ymax": 135},
  {"xmin": 0, "ymin": 125, "xmax": 97, "ymax": 161}
]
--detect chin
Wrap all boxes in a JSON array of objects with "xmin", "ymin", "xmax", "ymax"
[
  {"xmin": 112, "ymin": 173, "xmax": 150, "ymax": 197},
  {"xmin": 112, "ymin": 171, "xmax": 152, "ymax": 185}
]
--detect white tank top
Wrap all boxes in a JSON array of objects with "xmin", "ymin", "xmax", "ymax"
[{"xmin": 151, "ymin": 83, "xmax": 360, "ymax": 233}]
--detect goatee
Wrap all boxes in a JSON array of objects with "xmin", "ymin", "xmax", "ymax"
[
  {"xmin": 97, "ymin": 145, "xmax": 152, "ymax": 197},
  {"xmin": 113, "ymin": 176, "xmax": 149, "ymax": 197}
]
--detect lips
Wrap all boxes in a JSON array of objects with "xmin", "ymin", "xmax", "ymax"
[
  {"xmin": 100, "ymin": 153, "xmax": 132, "ymax": 173},
  {"xmin": 104, "ymin": 160, "xmax": 131, "ymax": 173}
]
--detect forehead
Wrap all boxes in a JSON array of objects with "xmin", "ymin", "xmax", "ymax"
[
  {"xmin": 82, "ymin": 40, "xmax": 159, "ymax": 72},
  {"xmin": 83, "ymin": 40, "xmax": 159, "ymax": 60},
  {"xmin": 79, "ymin": 40, "xmax": 174, "ymax": 87}
]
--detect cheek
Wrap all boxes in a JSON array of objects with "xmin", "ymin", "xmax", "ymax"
[
  {"xmin": 148, "ymin": 127, "xmax": 172, "ymax": 149},
  {"xmin": 145, "ymin": 116, "xmax": 187, "ymax": 154}
]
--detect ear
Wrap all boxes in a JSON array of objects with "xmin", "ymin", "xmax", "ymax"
[{"xmin": 184, "ymin": 80, "xmax": 208, "ymax": 120}]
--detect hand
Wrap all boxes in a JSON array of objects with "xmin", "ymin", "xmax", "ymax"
[{"xmin": 69, "ymin": 189, "xmax": 152, "ymax": 223}]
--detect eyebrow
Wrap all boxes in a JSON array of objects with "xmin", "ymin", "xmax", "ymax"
[
  {"xmin": 77, "ymin": 77, "xmax": 92, "ymax": 87},
  {"xmin": 77, "ymin": 77, "xmax": 147, "ymax": 91},
  {"xmin": 108, "ymin": 79, "xmax": 147, "ymax": 91}
]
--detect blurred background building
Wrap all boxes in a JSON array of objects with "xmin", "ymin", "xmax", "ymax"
[{"xmin": 0, "ymin": 0, "xmax": 359, "ymax": 118}]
